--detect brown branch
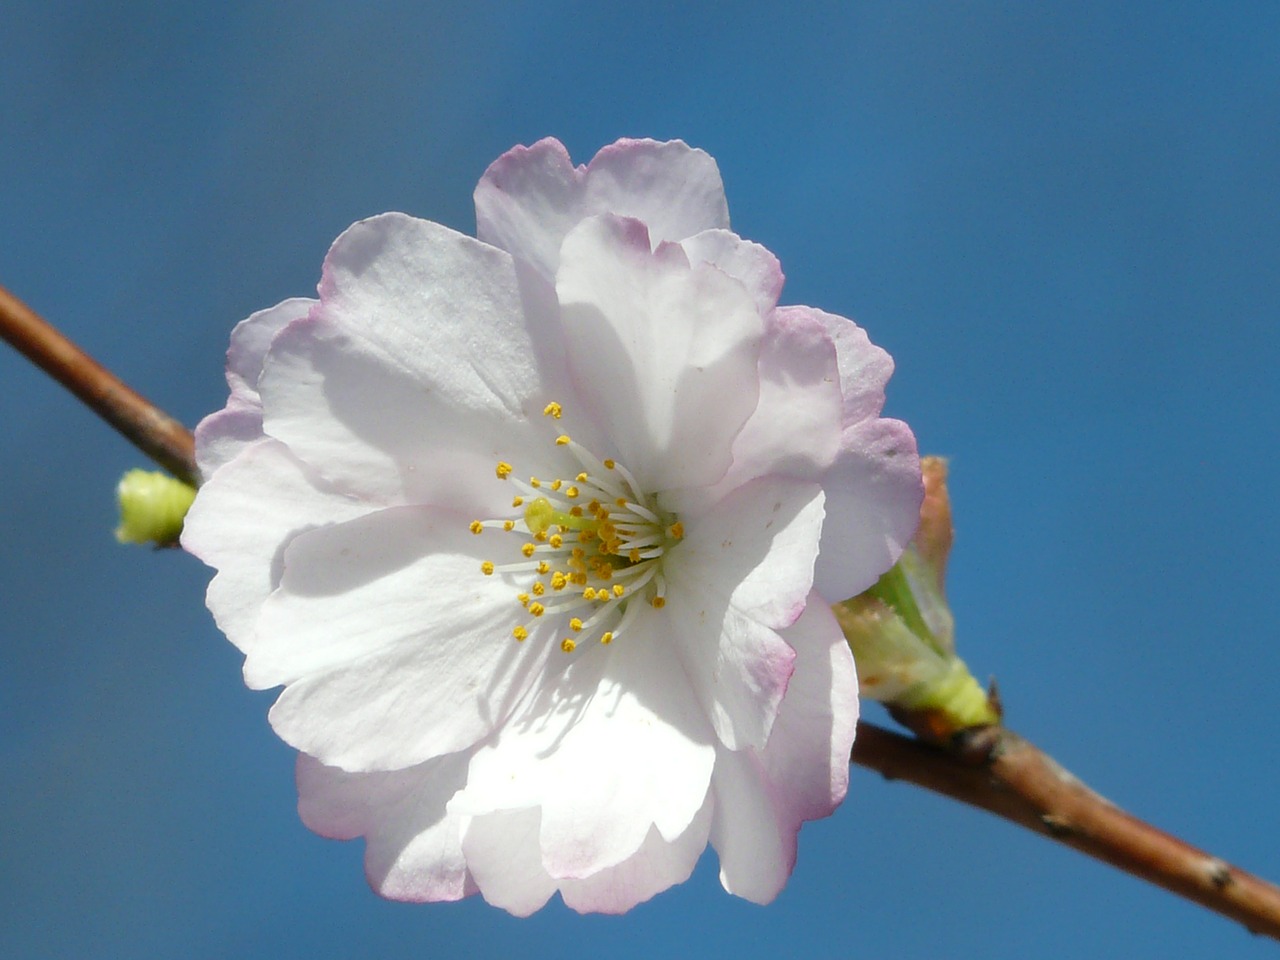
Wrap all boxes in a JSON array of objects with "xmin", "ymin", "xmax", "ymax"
[
  {"xmin": 7, "ymin": 284, "xmax": 1280, "ymax": 940},
  {"xmin": 852, "ymin": 721, "xmax": 1280, "ymax": 940},
  {"xmin": 0, "ymin": 284, "xmax": 198, "ymax": 485}
]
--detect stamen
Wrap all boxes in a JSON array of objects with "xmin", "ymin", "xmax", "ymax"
[{"xmin": 476, "ymin": 402, "xmax": 683, "ymax": 652}]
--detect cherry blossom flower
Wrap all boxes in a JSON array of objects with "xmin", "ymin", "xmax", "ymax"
[{"xmin": 183, "ymin": 138, "xmax": 922, "ymax": 914}]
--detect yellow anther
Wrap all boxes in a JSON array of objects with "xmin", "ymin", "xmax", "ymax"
[
  {"xmin": 615, "ymin": 498, "xmax": 627, "ymax": 508},
  {"xmin": 612, "ymin": 584, "xmax": 625, "ymax": 597},
  {"xmin": 513, "ymin": 626, "xmax": 529, "ymax": 641},
  {"xmin": 502, "ymin": 520, "xmax": 515, "ymax": 531},
  {"xmin": 529, "ymin": 602, "xmax": 545, "ymax": 617},
  {"xmin": 535, "ymin": 531, "xmax": 549, "ymax": 542},
  {"xmin": 480, "ymin": 561, "xmax": 495, "ymax": 576},
  {"xmin": 560, "ymin": 638, "xmax": 576, "ymax": 653},
  {"xmin": 587, "ymin": 500, "xmax": 601, "ymax": 512},
  {"xmin": 512, "ymin": 496, "xmax": 524, "ymax": 507},
  {"xmin": 521, "ymin": 543, "xmax": 537, "ymax": 558},
  {"xmin": 571, "ymin": 572, "xmax": 588, "ymax": 586},
  {"xmin": 532, "ymin": 582, "xmax": 546, "ymax": 596},
  {"xmin": 495, "ymin": 461, "xmax": 513, "ymax": 479},
  {"xmin": 569, "ymin": 506, "xmax": 584, "ymax": 517},
  {"xmin": 555, "ymin": 435, "xmax": 571, "ymax": 446},
  {"xmin": 517, "ymin": 593, "xmax": 530, "ymax": 605},
  {"xmin": 550, "ymin": 572, "xmax": 568, "ymax": 590},
  {"xmin": 628, "ymin": 549, "xmax": 641, "ymax": 563},
  {"xmin": 668, "ymin": 522, "xmax": 685, "ymax": 540},
  {"xmin": 603, "ymin": 459, "xmax": 615, "ymax": 469},
  {"xmin": 576, "ymin": 473, "xmax": 588, "ymax": 483},
  {"xmin": 565, "ymin": 486, "xmax": 579, "ymax": 499},
  {"xmin": 549, "ymin": 534, "xmax": 564, "ymax": 548},
  {"xmin": 651, "ymin": 596, "xmax": 666, "ymax": 609},
  {"xmin": 536, "ymin": 561, "xmax": 550, "ymax": 574},
  {"xmin": 530, "ymin": 477, "xmax": 542, "ymax": 488},
  {"xmin": 469, "ymin": 520, "xmax": 483, "ymax": 535},
  {"xmin": 583, "ymin": 588, "xmax": 597, "ymax": 600},
  {"xmin": 600, "ymin": 631, "xmax": 614, "ymax": 645},
  {"xmin": 543, "ymin": 401, "xmax": 563, "ymax": 419},
  {"xmin": 569, "ymin": 618, "xmax": 584, "ymax": 632},
  {"xmin": 571, "ymin": 546, "xmax": 585, "ymax": 559}
]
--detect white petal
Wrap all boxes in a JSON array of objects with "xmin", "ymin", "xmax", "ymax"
[
  {"xmin": 461, "ymin": 808, "xmax": 557, "ymax": 916},
  {"xmin": 781, "ymin": 306, "xmax": 895, "ymax": 427},
  {"xmin": 558, "ymin": 796, "xmax": 713, "ymax": 914},
  {"xmin": 453, "ymin": 629, "xmax": 716, "ymax": 878},
  {"xmin": 680, "ymin": 229, "xmax": 784, "ymax": 316},
  {"xmin": 296, "ymin": 751, "xmax": 475, "ymax": 902},
  {"xmin": 475, "ymin": 137, "xmax": 729, "ymax": 282},
  {"xmin": 709, "ymin": 747, "xmax": 793, "ymax": 904},
  {"xmin": 258, "ymin": 213, "xmax": 571, "ymax": 511},
  {"xmin": 180, "ymin": 438, "xmax": 372, "ymax": 654},
  {"xmin": 262, "ymin": 505, "xmax": 555, "ymax": 769},
  {"xmin": 814, "ymin": 418, "xmax": 923, "ymax": 602},
  {"xmin": 710, "ymin": 599, "xmax": 858, "ymax": 904},
  {"xmin": 557, "ymin": 215, "xmax": 763, "ymax": 492}
]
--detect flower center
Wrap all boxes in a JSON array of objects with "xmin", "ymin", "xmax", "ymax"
[{"xmin": 470, "ymin": 402, "xmax": 683, "ymax": 654}]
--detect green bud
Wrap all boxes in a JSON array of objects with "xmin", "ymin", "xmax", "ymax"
[{"xmin": 114, "ymin": 468, "xmax": 196, "ymax": 547}]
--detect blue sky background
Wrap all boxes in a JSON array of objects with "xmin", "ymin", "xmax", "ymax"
[{"xmin": 2, "ymin": 2, "xmax": 1277, "ymax": 957}]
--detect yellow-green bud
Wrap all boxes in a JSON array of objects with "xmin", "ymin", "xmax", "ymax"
[
  {"xmin": 834, "ymin": 457, "xmax": 1000, "ymax": 741},
  {"xmin": 114, "ymin": 469, "xmax": 196, "ymax": 547}
]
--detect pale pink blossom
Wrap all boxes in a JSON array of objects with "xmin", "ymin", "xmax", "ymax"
[{"xmin": 183, "ymin": 138, "xmax": 922, "ymax": 914}]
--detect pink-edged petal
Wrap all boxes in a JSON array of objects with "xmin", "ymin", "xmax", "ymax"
[
  {"xmin": 814, "ymin": 418, "xmax": 923, "ymax": 602},
  {"xmin": 475, "ymin": 137, "xmax": 729, "ymax": 281},
  {"xmin": 181, "ymin": 438, "xmax": 372, "ymax": 654},
  {"xmin": 193, "ymin": 400, "xmax": 266, "ymax": 481},
  {"xmin": 660, "ymin": 477, "xmax": 826, "ymax": 751},
  {"xmin": 703, "ymin": 307, "xmax": 844, "ymax": 501},
  {"xmin": 710, "ymin": 599, "xmax": 857, "ymax": 904},
  {"xmin": 666, "ymin": 476, "xmax": 825, "ymax": 630},
  {"xmin": 262, "ymin": 505, "xmax": 556, "ymax": 770},
  {"xmin": 258, "ymin": 213, "xmax": 572, "ymax": 511},
  {"xmin": 583, "ymin": 138, "xmax": 730, "ymax": 245},
  {"xmin": 558, "ymin": 795, "xmax": 713, "ymax": 914},
  {"xmin": 296, "ymin": 751, "xmax": 475, "ymax": 902},
  {"xmin": 194, "ymin": 298, "xmax": 317, "ymax": 480},
  {"xmin": 557, "ymin": 215, "xmax": 763, "ymax": 492},
  {"xmin": 461, "ymin": 808, "xmax": 557, "ymax": 916},
  {"xmin": 680, "ymin": 229, "xmax": 784, "ymax": 316},
  {"xmin": 780, "ymin": 306, "xmax": 895, "ymax": 427},
  {"xmin": 452, "ymin": 629, "xmax": 716, "ymax": 878},
  {"xmin": 762, "ymin": 598, "xmax": 859, "ymax": 826},
  {"xmin": 226, "ymin": 297, "xmax": 316, "ymax": 401}
]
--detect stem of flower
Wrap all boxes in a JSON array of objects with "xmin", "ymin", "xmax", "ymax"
[
  {"xmin": 851, "ymin": 721, "xmax": 1280, "ymax": 940},
  {"xmin": 0, "ymin": 284, "xmax": 198, "ymax": 485}
]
